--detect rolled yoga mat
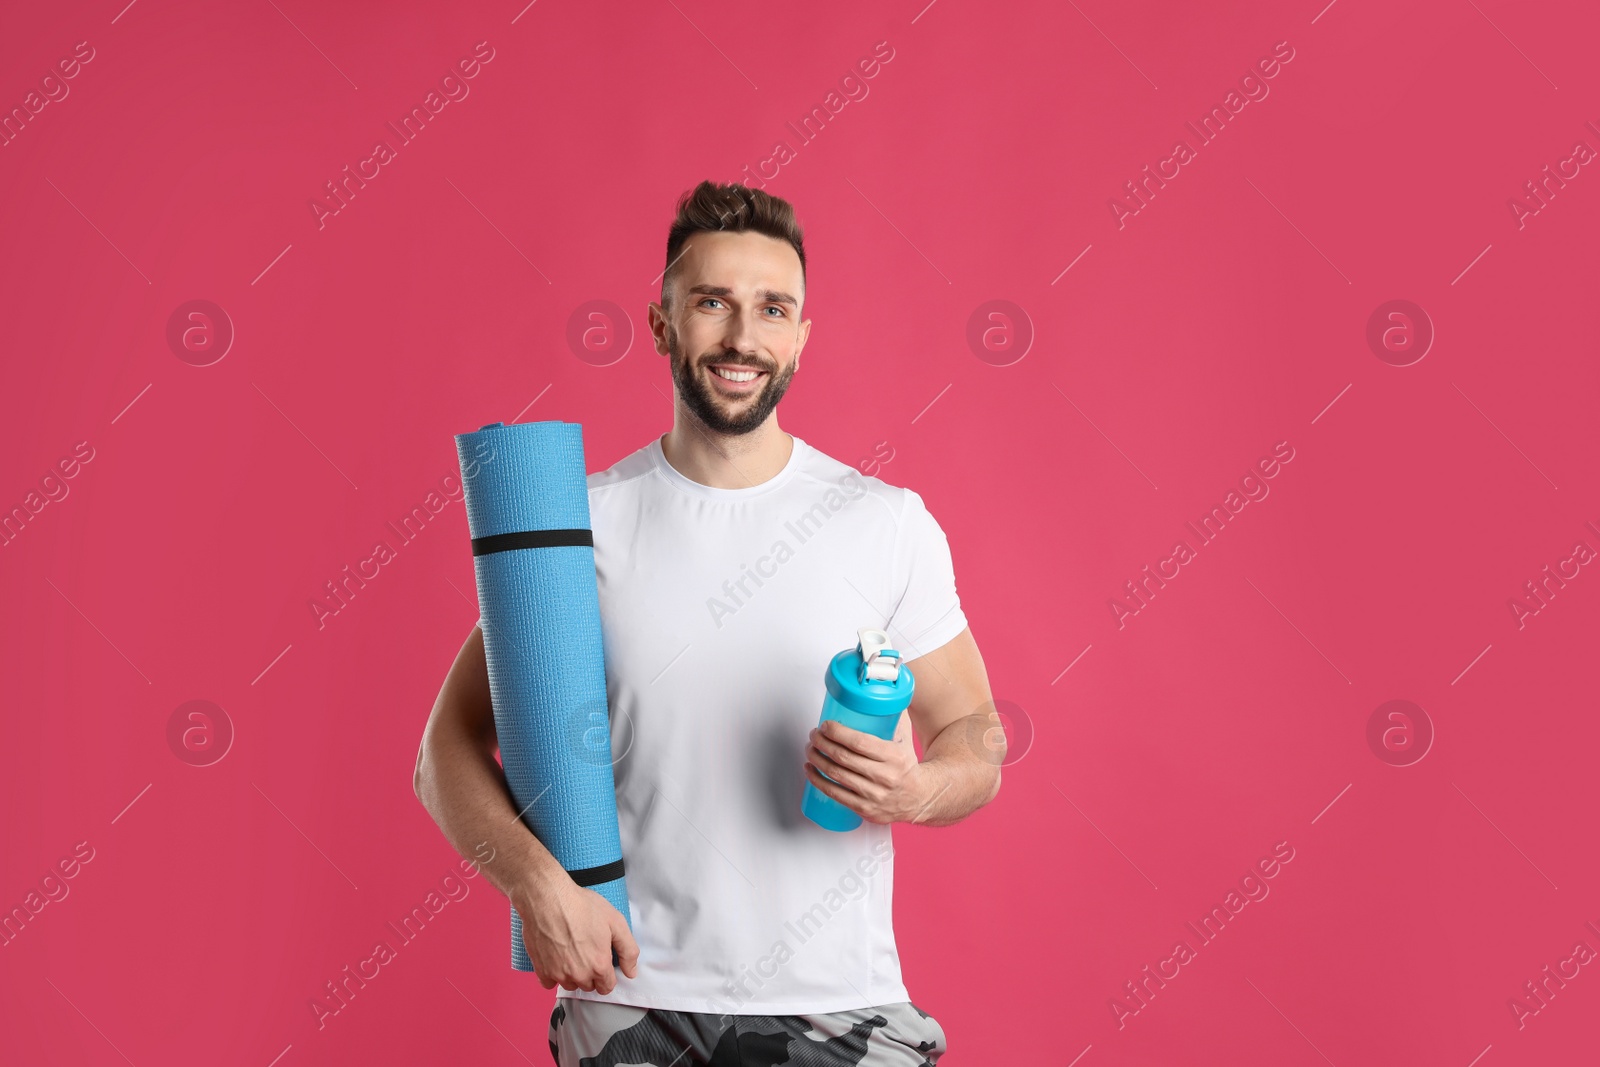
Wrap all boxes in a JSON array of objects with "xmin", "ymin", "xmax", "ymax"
[{"xmin": 454, "ymin": 419, "xmax": 632, "ymax": 972}]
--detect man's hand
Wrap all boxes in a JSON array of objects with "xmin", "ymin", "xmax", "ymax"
[
  {"xmin": 804, "ymin": 717, "xmax": 932, "ymax": 825},
  {"xmin": 511, "ymin": 877, "xmax": 639, "ymax": 994}
]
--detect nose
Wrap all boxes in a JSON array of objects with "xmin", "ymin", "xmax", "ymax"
[{"xmin": 720, "ymin": 305, "xmax": 762, "ymax": 358}]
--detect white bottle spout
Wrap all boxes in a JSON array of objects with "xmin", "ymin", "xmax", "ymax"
[{"xmin": 857, "ymin": 628, "xmax": 902, "ymax": 682}]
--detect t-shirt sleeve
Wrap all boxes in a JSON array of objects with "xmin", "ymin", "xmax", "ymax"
[{"xmin": 885, "ymin": 488, "xmax": 968, "ymax": 660}]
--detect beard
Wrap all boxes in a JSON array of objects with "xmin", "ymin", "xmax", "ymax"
[{"xmin": 666, "ymin": 328, "xmax": 797, "ymax": 436}]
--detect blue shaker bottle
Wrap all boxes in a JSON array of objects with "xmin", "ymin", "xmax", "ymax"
[{"xmin": 803, "ymin": 628, "xmax": 916, "ymax": 832}]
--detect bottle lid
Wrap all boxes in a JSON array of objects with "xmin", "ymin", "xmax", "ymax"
[
  {"xmin": 857, "ymin": 628, "xmax": 901, "ymax": 683},
  {"xmin": 825, "ymin": 627, "xmax": 915, "ymax": 716}
]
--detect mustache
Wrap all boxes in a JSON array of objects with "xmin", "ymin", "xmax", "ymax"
[{"xmin": 700, "ymin": 357, "xmax": 773, "ymax": 373}]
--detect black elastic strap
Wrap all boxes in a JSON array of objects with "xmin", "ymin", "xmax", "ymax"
[
  {"xmin": 568, "ymin": 857, "xmax": 625, "ymax": 887},
  {"xmin": 472, "ymin": 528, "xmax": 593, "ymax": 556}
]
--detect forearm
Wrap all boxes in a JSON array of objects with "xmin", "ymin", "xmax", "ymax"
[
  {"xmin": 414, "ymin": 724, "xmax": 565, "ymax": 902},
  {"xmin": 905, "ymin": 713, "xmax": 1003, "ymax": 827}
]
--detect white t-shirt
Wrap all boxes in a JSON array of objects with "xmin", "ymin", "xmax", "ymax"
[{"xmin": 478, "ymin": 432, "xmax": 968, "ymax": 1014}]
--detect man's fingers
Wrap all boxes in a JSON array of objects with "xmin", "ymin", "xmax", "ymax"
[
  {"xmin": 818, "ymin": 720, "xmax": 886, "ymax": 757},
  {"xmin": 611, "ymin": 911, "xmax": 641, "ymax": 979},
  {"xmin": 812, "ymin": 729, "xmax": 861, "ymax": 769},
  {"xmin": 811, "ymin": 734, "xmax": 884, "ymax": 786},
  {"xmin": 595, "ymin": 965, "xmax": 616, "ymax": 995},
  {"xmin": 809, "ymin": 756, "xmax": 868, "ymax": 797}
]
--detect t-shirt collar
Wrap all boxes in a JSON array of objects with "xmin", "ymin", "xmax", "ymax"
[{"xmin": 649, "ymin": 432, "xmax": 806, "ymax": 499}]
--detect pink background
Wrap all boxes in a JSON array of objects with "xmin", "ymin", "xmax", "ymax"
[{"xmin": 3, "ymin": 0, "xmax": 1597, "ymax": 1063}]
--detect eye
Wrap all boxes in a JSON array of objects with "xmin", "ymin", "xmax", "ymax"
[
  {"xmin": 763, "ymin": 306, "xmax": 786, "ymax": 317},
  {"xmin": 699, "ymin": 298, "xmax": 724, "ymax": 309}
]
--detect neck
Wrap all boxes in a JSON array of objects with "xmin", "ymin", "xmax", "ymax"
[{"xmin": 660, "ymin": 419, "xmax": 794, "ymax": 490}]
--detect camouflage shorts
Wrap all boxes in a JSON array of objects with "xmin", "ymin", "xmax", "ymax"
[{"xmin": 547, "ymin": 996, "xmax": 947, "ymax": 1066}]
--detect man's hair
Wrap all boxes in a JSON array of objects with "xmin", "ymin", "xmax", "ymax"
[{"xmin": 663, "ymin": 181, "xmax": 806, "ymax": 310}]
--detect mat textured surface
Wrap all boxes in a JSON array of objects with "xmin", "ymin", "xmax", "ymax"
[{"xmin": 455, "ymin": 420, "xmax": 631, "ymax": 972}]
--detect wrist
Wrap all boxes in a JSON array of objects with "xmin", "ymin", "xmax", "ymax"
[
  {"xmin": 481, "ymin": 833, "xmax": 562, "ymax": 901},
  {"xmin": 901, "ymin": 760, "xmax": 942, "ymax": 825}
]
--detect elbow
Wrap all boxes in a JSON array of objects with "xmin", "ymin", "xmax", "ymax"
[{"xmin": 984, "ymin": 766, "xmax": 1002, "ymax": 805}]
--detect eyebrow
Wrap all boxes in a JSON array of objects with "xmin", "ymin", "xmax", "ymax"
[{"xmin": 685, "ymin": 284, "xmax": 799, "ymax": 308}]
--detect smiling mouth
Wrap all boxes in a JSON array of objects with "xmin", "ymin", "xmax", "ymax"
[{"xmin": 707, "ymin": 364, "xmax": 768, "ymax": 384}]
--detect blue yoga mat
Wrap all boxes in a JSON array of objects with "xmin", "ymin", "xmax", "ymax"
[{"xmin": 454, "ymin": 419, "xmax": 631, "ymax": 973}]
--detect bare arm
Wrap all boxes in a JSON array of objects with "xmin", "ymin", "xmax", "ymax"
[
  {"xmin": 413, "ymin": 624, "xmax": 637, "ymax": 992},
  {"xmin": 899, "ymin": 626, "xmax": 1003, "ymax": 826},
  {"xmin": 412, "ymin": 624, "xmax": 560, "ymax": 897}
]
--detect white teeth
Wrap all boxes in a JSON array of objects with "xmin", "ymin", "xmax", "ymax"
[{"xmin": 713, "ymin": 367, "xmax": 760, "ymax": 382}]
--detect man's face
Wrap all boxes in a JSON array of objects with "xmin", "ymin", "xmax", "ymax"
[{"xmin": 650, "ymin": 230, "xmax": 810, "ymax": 437}]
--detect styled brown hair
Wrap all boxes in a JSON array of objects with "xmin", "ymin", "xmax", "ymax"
[{"xmin": 663, "ymin": 181, "xmax": 806, "ymax": 310}]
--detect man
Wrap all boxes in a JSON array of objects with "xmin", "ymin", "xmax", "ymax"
[{"xmin": 414, "ymin": 180, "xmax": 1002, "ymax": 1066}]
